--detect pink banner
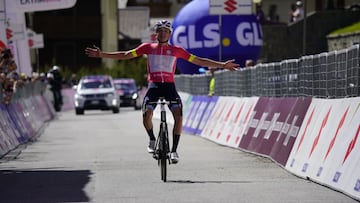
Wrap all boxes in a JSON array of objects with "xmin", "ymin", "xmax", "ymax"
[{"xmin": 239, "ymin": 97, "xmax": 312, "ymax": 166}]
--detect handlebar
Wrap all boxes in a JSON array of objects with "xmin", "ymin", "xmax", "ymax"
[{"xmin": 146, "ymin": 97, "xmax": 179, "ymax": 105}]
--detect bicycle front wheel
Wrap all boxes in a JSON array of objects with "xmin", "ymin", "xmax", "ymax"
[
  {"xmin": 160, "ymin": 137, "xmax": 167, "ymax": 182},
  {"xmin": 160, "ymin": 151, "xmax": 167, "ymax": 182},
  {"xmin": 159, "ymin": 124, "xmax": 168, "ymax": 182}
]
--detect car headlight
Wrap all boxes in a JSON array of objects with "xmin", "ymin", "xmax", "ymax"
[
  {"xmin": 75, "ymin": 93, "xmax": 84, "ymax": 99},
  {"xmin": 132, "ymin": 93, "xmax": 138, "ymax": 99},
  {"xmin": 107, "ymin": 92, "xmax": 114, "ymax": 97}
]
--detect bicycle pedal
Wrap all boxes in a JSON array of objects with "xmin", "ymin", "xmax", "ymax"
[{"xmin": 152, "ymin": 153, "xmax": 159, "ymax": 160}]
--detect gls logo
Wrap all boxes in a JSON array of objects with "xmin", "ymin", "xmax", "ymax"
[{"xmin": 172, "ymin": 22, "xmax": 262, "ymax": 49}]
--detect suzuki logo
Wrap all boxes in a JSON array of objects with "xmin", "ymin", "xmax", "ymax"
[{"xmin": 224, "ymin": 0, "xmax": 237, "ymax": 13}]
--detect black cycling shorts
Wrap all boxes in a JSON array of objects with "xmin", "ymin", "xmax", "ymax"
[{"xmin": 142, "ymin": 82, "xmax": 182, "ymax": 112}]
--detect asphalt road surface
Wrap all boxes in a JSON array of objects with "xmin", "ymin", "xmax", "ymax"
[{"xmin": 0, "ymin": 108, "xmax": 358, "ymax": 203}]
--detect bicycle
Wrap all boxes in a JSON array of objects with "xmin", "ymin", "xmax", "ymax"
[{"xmin": 149, "ymin": 97, "xmax": 178, "ymax": 182}]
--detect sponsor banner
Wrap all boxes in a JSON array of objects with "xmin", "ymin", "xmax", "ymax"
[
  {"xmin": 61, "ymin": 88, "xmax": 76, "ymax": 112},
  {"xmin": 4, "ymin": 104, "xmax": 24, "ymax": 142},
  {"xmin": 15, "ymin": 99, "xmax": 35, "ymax": 132},
  {"xmin": 196, "ymin": 96, "xmax": 219, "ymax": 135},
  {"xmin": 182, "ymin": 96, "xmax": 202, "ymax": 133},
  {"xmin": 27, "ymin": 29, "xmax": 44, "ymax": 49},
  {"xmin": 271, "ymin": 97, "xmax": 312, "ymax": 166},
  {"xmin": 6, "ymin": 0, "xmax": 77, "ymax": 12},
  {"xmin": 237, "ymin": 97, "xmax": 312, "ymax": 166},
  {"xmin": 0, "ymin": 104, "xmax": 13, "ymax": 156},
  {"xmin": 188, "ymin": 96, "xmax": 212, "ymax": 135},
  {"xmin": 180, "ymin": 94, "xmax": 194, "ymax": 127},
  {"xmin": 34, "ymin": 95, "xmax": 54, "ymax": 122},
  {"xmin": 285, "ymin": 97, "xmax": 360, "ymax": 200},
  {"xmin": 306, "ymin": 99, "xmax": 352, "ymax": 181},
  {"xmin": 344, "ymin": 153, "xmax": 360, "ymax": 200},
  {"xmin": 0, "ymin": 91, "xmax": 56, "ymax": 157},
  {"xmin": 0, "ymin": 104, "xmax": 20, "ymax": 149},
  {"xmin": 0, "ymin": 0, "xmax": 5, "ymax": 48},
  {"xmin": 239, "ymin": 97, "xmax": 270, "ymax": 149},
  {"xmin": 213, "ymin": 96, "xmax": 239, "ymax": 145},
  {"xmin": 43, "ymin": 89, "xmax": 57, "ymax": 117},
  {"xmin": 285, "ymin": 99, "xmax": 331, "ymax": 177},
  {"xmin": 6, "ymin": 22, "xmax": 25, "ymax": 41},
  {"xmin": 6, "ymin": 103, "xmax": 34, "ymax": 142},
  {"xmin": 200, "ymin": 97, "xmax": 230, "ymax": 141},
  {"xmin": 179, "ymin": 91, "xmax": 191, "ymax": 118},
  {"xmin": 0, "ymin": 26, "xmax": 5, "ymax": 50},
  {"xmin": 21, "ymin": 98, "xmax": 42, "ymax": 132},
  {"xmin": 319, "ymin": 98, "xmax": 360, "ymax": 198},
  {"xmin": 209, "ymin": 0, "xmax": 252, "ymax": 15},
  {"xmin": 254, "ymin": 98, "xmax": 298, "ymax": 155},
  {"xmin": 0, "ymin": 126, "xmax": 9, "ymax": 156},
  {"xmin": 28, "ymin": 95, "xmax": 50, "ymax": 123},
  {"xmin": 171, "ymin": 0, "xmax": 261, "ymax": 74},
  {"xmin": 226, "ymin": 97, "xmax": 258, "ymax": 148}
]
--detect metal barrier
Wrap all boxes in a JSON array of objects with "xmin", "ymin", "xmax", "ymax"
[
  {"xmin": 0, "ymin": 81, "xmax": 47, "ymax": 104},
  {"xmin": 175, "ymin": 44, "xmax": 360, "ymax": 98}
]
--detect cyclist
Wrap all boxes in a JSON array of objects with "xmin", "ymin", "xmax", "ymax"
[{"xmin": 85, "ymin": 20, "xmax": 239, "ymax": 164}]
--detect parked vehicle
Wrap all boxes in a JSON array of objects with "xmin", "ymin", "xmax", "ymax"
[
  {"xmin": 113, "ymin": 78, "xmax": 142, "ymax": 110},
  {"xmin": 74, "ymin": 75, "xmax": 120, "ymax": 115}
]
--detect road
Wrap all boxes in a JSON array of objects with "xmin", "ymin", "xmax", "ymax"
[{"xmin": 0, "ymin": 108, "xmax": 357, "ymax": 203}]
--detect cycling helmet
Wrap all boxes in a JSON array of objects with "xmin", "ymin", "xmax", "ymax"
[
  {"xmin": 52, "ymin": 65, "xmax": 60, "ymax": 71},
  {"xmin": 155, "ymin": 20, "xmax": 172, "ymax": 32}
]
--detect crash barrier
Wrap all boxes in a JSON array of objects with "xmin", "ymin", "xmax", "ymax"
[
  {"xmin": 175, "ymin": 44, "xmax": 360, "ymax": 98},
  {"xmin": 61, "ymin": 88, "xmax": 76, "ymax": 111},
  {"xmin": 154, "ymin": 93, "xmax": 359, "ymax": 201},
  {"xmin": 0, "ymin": 81, "xmax": 56, "ymax": 158}
]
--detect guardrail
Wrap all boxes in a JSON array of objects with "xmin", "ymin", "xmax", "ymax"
[
  {"xmin": 175, "ymin": 44, "xmax": 359, "ymax": 98},
  {"xmin": 0, "ymin": 81, "xmax": 55, "ymax": 158}
]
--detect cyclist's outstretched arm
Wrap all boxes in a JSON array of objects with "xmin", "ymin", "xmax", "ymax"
[
  {"xmin": 191, "ymin": 56, "xmax": 240, "ymax": 71},
  {"xmin": 85, "ymin": 46, "xmax": 135, "ymax": 60}
]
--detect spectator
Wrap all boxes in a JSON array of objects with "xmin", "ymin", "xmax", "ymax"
[
  {"xmin": 67, "ymin": 73, "xmax": 78, "ymax": 87},
  {"xmin": 48, "ymin": 65, "xmax": 63, "ymax": 111},
  {"xmin": 15, "ymin": 72, "xmax": 28, "ymax": 90},
  {"xmin": 267, "ymin": 4, "xmax": 279, "ymax": 23},
  {"xmin": 0, "ymin": 48, "xmax": 17, "ymax": 76},
  {"xmin": 245, "ymin": 59, "xmax": 255, "ymax": 67},
  {"xmin": 289, "ymin": 3, "xmax": 297, "ymax": 23},
  {"xmin": 255, "ymin": 3, "xmax": 266, "ymax": 24},
  {"xmin": 32, "ymin": 72, "xmax": 40, "ymax": 81},
  {"xmin": 39, "ymin": 72, "xmax": 46, "ymax": 82},
  {"xmin": 0, "ymin": 72, "xmax": 5, "ymax": 84},
  {"xmin": 208, "ymin": 67, "xmax": 217, "ymax": 96},
  {"xmin": 293, "ymin": 1, "xmax": 304, "ymax": 22},
  {"xmin": 2, "ymin": 75, "xmax": 15, "ymax": 104},
  {"xmin": 0, "ymin": 48, "xmax": 17, "ymax": 104}
]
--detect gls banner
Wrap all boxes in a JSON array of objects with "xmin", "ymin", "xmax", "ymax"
[{"xmin": 170, "ymin": 0, "xmax": 262, "ymax": 74}]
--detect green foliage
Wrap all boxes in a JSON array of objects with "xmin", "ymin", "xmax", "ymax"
[{"xmin": 329, "ymin": 21, "xmax": 360, "ymax": 36}]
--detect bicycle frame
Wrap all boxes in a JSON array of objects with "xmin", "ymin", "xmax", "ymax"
[
  {"xmin": 151, "ymin": 98, "xmax": 171, "ymax": 182},
  {"xmin": 148, "ymin": 97, "xmax": 180, "ymax": 182}
]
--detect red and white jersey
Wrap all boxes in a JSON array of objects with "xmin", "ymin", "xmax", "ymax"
[{"xmin": 131, "ymin": 43, "xmax": 195, "ymax": 83}]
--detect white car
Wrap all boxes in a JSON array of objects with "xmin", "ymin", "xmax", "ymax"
[{"xmin": 74, "ymin": 75, "xmax": 120, "ymax": 115}]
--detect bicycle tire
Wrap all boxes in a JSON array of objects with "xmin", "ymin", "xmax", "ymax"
[{"xmin": 160, "ymin": 123, "xmax": 168, "ymax": 182}]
